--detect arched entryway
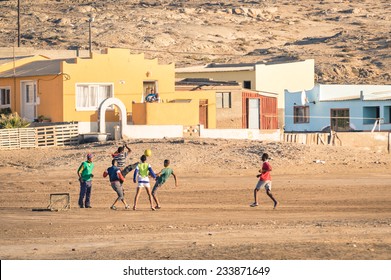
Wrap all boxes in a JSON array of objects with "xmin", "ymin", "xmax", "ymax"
[{"xmin": 98, "ymin": 97, "xmax": 127, "ymax": 139}]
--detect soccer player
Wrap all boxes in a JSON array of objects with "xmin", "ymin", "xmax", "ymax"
[
  {"xmin": 152, "ymin": 159, "xmax": 178, "ymax": 209},
  {"xmin": 132, "ymin": 155, "xmax": 156, "ymax": 211}
]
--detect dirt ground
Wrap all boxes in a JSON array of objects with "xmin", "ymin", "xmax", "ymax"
[{"xmin": 0, "ymin": 138, "xmax": 390, "ymax": 260}]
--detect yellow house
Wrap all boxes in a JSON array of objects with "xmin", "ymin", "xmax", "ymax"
[{"xmin": 0, "ymin": 48, "xmax": 216, "ymax": 134}]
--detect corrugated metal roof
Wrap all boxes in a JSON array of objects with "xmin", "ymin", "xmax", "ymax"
[
  {"xmin": 176, "ymin": 63, "xmax": 254, "ymax": 73},
  {"xmin": 0, "ymin": 59, "xmax": 75, "ymax": 78},
  {"xmin": 0, "ymin": 55, "xmax": 35, "ymax": 66},
  {"xmin": 175, "ymin": 78, "xmax": 239, "ymax": 86}
]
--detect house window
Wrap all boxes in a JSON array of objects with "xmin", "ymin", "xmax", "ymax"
[
  {"xmin": 216, "ymin": 92, "xmax": 231, "ymax": 108},
  {"xmin": 76, "ymin": 84, "xmax": 113, "ymax": 110},
  {"xmin": 0, "ymin": 87, "xmax": 11, "ymax": 108},
  {"xmin": 143, "ymin": 81, "xmax": 158, "ymax": 102},
  {"xmin": 330, "ymin": 108, "xmax": 350, "ymax": 131},
  {"xmin": 243, "ymin": 80, "xmax": 251, "ymax": 89},
  {"xmin": 363, "ymin": 106, "xmax": 380, "ymax": 125},
  {"xmin": 293, "ymin": 106, "xmax": 309, "ymax": 123},
  {"xmin": 384, "ymin": 106, "xmax": 391, "ymax": 124}
]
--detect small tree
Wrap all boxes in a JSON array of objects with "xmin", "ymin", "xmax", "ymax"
[{"xmin": 0, "ymin": 112, "xmax": 30, "ymax": 129}]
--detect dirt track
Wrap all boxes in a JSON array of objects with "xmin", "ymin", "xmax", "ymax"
[{"xmin": 0, "ymin": 139, "xmax": 390, "ymax": 260}]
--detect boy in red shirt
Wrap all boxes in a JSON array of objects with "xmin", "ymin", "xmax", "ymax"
[{"xmin": 250, "ymin": 153, "xmax": 278, "ymax": 209}]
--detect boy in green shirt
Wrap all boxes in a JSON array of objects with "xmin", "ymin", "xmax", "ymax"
[
  {"xmin": 77, "ymin": 153, "xmax": 94, "ymax": 208},
  {"xmin": 152, "ymin": 159, "xmax": 178, "ymax": 209}
]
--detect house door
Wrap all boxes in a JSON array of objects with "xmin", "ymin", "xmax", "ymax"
[
  {"xmin": 199, "ymin": 100, "xmax": 208, "ymax": 128},
  {"xmin": 21, "ymin": 81, "xmax": 37, "ymax": 121},
  {"xmin": 248, "ymin": 98, "xmax": 260, "ymax": 129}
]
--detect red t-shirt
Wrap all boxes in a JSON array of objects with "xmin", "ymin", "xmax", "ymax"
[{"xmin": 259, "ymin": 161, "xmax": 272, "ymax": 181}]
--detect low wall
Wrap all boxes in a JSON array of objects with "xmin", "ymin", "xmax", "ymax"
[
  {"xmin": 200, "ymin": 128, "xmax": 281, "ymax": 141},
  {"xmin": 284, "ymin": 131, "xmax": 390, "ymax": 153},
  {"xmin": 335, "ymin": 132, "xmax": 390, "ymax": 153},
  {"xmin": 124, "ymin": 125, "xmax": 184, "ymax": 139}
]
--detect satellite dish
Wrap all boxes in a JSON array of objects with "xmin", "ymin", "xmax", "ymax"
[{"xmin": 301, "ymin": 90, "xmax": 308, "ymax": 106}]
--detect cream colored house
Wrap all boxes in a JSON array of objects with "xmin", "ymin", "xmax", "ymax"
[{"xmin": 176, "ymin": 59, "xmax": 315, "ymax": 127}]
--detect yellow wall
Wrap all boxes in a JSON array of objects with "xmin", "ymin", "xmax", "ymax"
[
  {"xmin": 132, "ymin": 90, "xmax": 216, "ymax": 128},
  {"xmin": 0, "ymin": 75, "xmax": 63, "ymax": 121},
  {"xmin": 132, "ymin": 101, "xmax": 199, "ymax": 125},
  {"xmin": 62, "ymin": 48, "xmax": 175, "ymax": 122},
  {"xmin": 36, "ymin": 75, "xmax": 63, "ymax": 121}
]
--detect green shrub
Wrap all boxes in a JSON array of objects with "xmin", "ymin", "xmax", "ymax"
[{"xmin": 0, "ymin": 112, "xmax": 31, "ymax": 129}]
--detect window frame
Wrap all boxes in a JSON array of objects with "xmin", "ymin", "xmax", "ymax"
[
  {"xmin": 216, "ymin": 92, "xmax": 232, "ymax": 109},
  {"xmin": 330, "ymin": 108, "xmax": 350, "ymax": 131},
  {"xmin": 362, "ymin": 106, "xmax": 380, "ymax": 125},
  {"xmin": 75, "ymin": 83, "xmax": 114, "ymax": 111},
  {"xmin": 0, "ymin": 87, "xmax": 11, "ymax": 108},
  {"xmin": 243, "ymin": 80, "xmax": 251, "ymax": 89},
  {"xmin": 293, "ymin": 105, "xmax": 310, "ymax": 123}
]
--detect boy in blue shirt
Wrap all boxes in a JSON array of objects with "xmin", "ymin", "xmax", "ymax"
[{"xmin": 103, "ymin": 159, "xmax": 129, "ymax": 210}]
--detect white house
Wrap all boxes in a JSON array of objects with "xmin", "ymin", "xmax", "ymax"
[{"xmin": 284, "ymin": 84, "xmax": 391, "ymax": 132}]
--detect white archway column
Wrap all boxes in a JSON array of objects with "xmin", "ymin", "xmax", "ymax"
[{"xmin": 98, "ymin": 97, "xmax": 127, "ymax": 139}]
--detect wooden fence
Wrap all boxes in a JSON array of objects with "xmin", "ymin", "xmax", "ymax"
[
  {"xmin": 283, "ymin": 133, "xmax": 329, "ymax": 145},
  {"xmin": 0, "ymin": 124, "xmax": 79, "ymax": 150}
]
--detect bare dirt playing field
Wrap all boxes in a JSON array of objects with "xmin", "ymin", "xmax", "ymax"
[{"xmin": 0, "ymin": 139, "xmax": 390, "ymax": 260}]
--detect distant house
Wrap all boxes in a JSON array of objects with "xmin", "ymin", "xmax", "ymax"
[
  {"xmin": 176, "ymin": 59, "xmax": 314, "ymax": 128},
  {"xmin": 0, "ymin": 48, "xmax": 218, "ymax": 136},
  {"xmin": 284, "ymin": 84, "xmax": 391, "ymax": 132},
  {"xmin": 175, "ymin": 78, "xmax": 278, "ymax": 129}
]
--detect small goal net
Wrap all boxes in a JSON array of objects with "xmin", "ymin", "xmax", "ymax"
[{"xmin": 47, "ymin": 193, "xmax": 70, "ymax": 211}]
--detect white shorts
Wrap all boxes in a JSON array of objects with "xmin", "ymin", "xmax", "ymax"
[
  {"xmin": 137, "ymin": 182, "xmax": 151, "ymax": 188},
  {"xmin": 137, "ymin": 175, "xmax": 150, "ymax": 188},
  {"xmin": 255, "ymin": 180, "xmax": 271, "ymax": 191}
]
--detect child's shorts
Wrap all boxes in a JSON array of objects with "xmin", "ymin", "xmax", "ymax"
[
  {"xmin": 111, "ymin": 181, "xmax": 124, "ymax": 199},
  {"xmin": 255, "ymin": 180, "xmax": 272, "ymax": 191},
  {"xmin": 137, "ymin": 182, "xmax": 151, "ymax": 188},
  {"xmin": 152, "ymin": 182, "xmax": 162, "ymax": 195}
]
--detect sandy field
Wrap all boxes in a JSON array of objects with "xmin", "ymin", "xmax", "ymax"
[{"xmin": 0, "ymin": 138, "xmax": 390, "ymax": 260}]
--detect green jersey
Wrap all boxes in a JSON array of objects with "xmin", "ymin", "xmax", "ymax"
[
  {"xmin": 78, "ymin": 161, "xmax": 94, "ymax": 181},
  {"xmin": 157, "ymin": 167, "xmax": 174, "ymax": 184}
]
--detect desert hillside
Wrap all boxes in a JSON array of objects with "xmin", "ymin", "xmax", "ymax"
[{"xmin": 0, "ymin": 0, "xmax": 390, "ymax": 84}]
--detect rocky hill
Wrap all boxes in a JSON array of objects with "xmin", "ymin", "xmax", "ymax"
[{"xmin": 0, "ymin": 0, "xmax": 390, "ymax": 84}]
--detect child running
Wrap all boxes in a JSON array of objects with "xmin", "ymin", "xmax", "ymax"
[
  {"xmin": 250, "ymin": 153, "xmax": 278, "ymax": 209},
  {"xmin": 103, "ymin": 159, "xmax": 130, "ymax": 210},
  {"xmin": 152, "ymin": 159, "xmax": 178, "ymax": 209},
  {"xmin": 132, "ymin": 155, "xmax": 156, "ymax": 211}
]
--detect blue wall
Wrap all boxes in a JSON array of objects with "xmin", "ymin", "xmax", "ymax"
[{"xmin": 285, "ymin": 85, "xmax": 391, "ymax": 132}]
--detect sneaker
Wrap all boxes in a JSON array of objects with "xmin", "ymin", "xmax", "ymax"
[
  {"xmin": 110, "ymin": 205, "xmax": 117, "ymax": 210},
  {"xmin": 85, "ymin": 206, "xmax": 92, "ymax": 208},
  {"xmin": 250, "ymin": 203, "xmax": 259, "ymax": 207},
  {"xmin": 79, "ymin": 205, "xmax": 84, "ymax": 208},
  {"xmin": 155, "ymin": 205, "xmax": 161, "ymax": 209},
  {"xmin": 125, "ymin": 205, "xmax": 130, "ymax": 209},
  {"xmin": 151, "ymin": 207, "xmax": 156, "ymax": 211}
]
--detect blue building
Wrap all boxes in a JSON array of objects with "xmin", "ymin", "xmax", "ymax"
[{"xmin": 284, "ymin": 84, "xmax": 391, "ymax": 132}]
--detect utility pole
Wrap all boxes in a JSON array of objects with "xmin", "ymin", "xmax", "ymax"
[
  {"xmin": 88, "ymin": 17, "xmax": 94, "ymax": 58},
  {"xmin": 17, "ymin": 0, "xmax": 21, "ymax": 47}
]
